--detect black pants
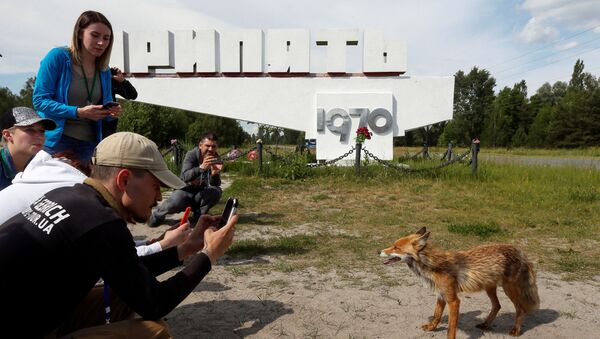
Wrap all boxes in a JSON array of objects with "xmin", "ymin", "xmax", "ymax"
[{"xmin": 152, "ymin": 186, "xmax": 222, "ymax": 223}]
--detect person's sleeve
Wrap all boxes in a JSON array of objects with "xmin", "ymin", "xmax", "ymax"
[
  {"xmin": 121, "ymin": 80, "xmax": 138, "ymax": 100},
  {"xmin": 180, "ymin": 150, "xmax": 202, "ymax": 183},
  {"xmin": 139, "ymin": 246, "xmax": 181, "ymax": 276},
  {"xmin": 80, "ymin": 221, "xmax": 212, "ymax": 319},
  {"xmin": 32, "ymin": 48, "xmax": 78, "ymax": 119},
  {"xmin": 112, "ymin": 79, "xmax": 138, "ymax": 100},
  {"xmin": 135, "ymin": 242, "xmax": 163, "ymax": 257}
]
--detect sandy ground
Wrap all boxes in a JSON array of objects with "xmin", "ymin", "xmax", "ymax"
[{"xmin": 129, "ymin": 185, "xmax": 600, "ymax": 338}]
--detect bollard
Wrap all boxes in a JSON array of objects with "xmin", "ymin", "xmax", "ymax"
[
  {"xmin": 355, "ymin": 142, "xmax": 362, "ymax": 175},
  {"xmin": 257, "ymin": 140, "xmax": 263, "ymax": 176},
  {"xmin": 173, "ymin": 144, "xmax": 181, "ymax": 168},
  {"xmin": 471, "ymin": 138, "xmax": 480, "ymax": 176}
]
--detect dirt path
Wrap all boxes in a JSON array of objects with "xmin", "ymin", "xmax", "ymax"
[
  {"xmin": 157, "ymin": 265, "xmax": 599, "ymax": 339},
  {"xmin": 131, "ymin": 200, "xmax": 600, "ymax": 339}
]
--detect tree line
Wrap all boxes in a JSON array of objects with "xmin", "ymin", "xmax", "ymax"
[
  {"xmin": 404, "ymin": 59, "xmax": 600, "ymax": 148},
  {"xmin": 2, "ymin": 58, "xmax": 598, "ymax": 149}
]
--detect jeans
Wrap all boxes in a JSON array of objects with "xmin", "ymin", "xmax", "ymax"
[{"xmin": 151, "ymin": 186, "xmax": 222, "ymax": 226}]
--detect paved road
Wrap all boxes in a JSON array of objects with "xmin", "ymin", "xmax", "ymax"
[{"xmin": 480, "ymin": 154, "xmax": 600, "ymax": 170}]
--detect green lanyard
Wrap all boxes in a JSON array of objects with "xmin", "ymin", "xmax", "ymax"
[
  {"xmin": 80, "ymin": 64, "xmax": 98, "ymax": 105},
  {"xmin": 1, "ymin": 148, "xmax": 16, "ymax": 180}
]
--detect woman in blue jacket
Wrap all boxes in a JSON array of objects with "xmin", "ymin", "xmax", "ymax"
[{"xmin": 33, "ymin": 11, "xmax": 122, "ymax": 162}]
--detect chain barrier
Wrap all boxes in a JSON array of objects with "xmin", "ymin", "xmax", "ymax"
[
  {"xmin": 362, "ymin": 146, "xmax": 471, "ymax": 173},
  {"xmin": 306, "ymin": 146, "xmax": 356, "ymax": 168},
  {"xmin": 263, "ymin": 146, "xmax": 357, "ymax": 168},
  {"xmin": 263, "ymin": 146, "xmax": 292, "ymax": 164},
  {"xmin": 222, "ymin": 146, "xmax": 258, "ymax": 162},
  {"xmin": 235, "ymin": 143, "xmax": 473, "ymax": 174}
]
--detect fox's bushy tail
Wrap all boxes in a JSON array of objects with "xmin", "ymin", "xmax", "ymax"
[{"xmin": 518, "ymin": 260, "xmax": 540, "ymax": 313}]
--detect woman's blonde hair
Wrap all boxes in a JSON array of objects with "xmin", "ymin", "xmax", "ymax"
[{"xmin": 69, "ymin": 10, "xmax": 114, "ymax": 70}]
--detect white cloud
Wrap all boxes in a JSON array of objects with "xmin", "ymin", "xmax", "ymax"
[
  {"xmin": 519, "ymin": 0, "xmax": 600, "ymax": 35},
  {"xmin": 518, "ymin": 17, "xmax": 559, "ymax": 43},
  {"xmin": 556, "ymin": 41, "xmax": 579, "ymax": 50}
]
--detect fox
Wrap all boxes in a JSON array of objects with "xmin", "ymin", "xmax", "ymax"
[{"xmin": 379, "ymin": 227, "xmax": 539, "ymax": 339}]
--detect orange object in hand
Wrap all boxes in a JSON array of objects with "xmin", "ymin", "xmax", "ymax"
[{"xmin": 180, "ymin": 207, "xmax": 192, "ymax": 225}]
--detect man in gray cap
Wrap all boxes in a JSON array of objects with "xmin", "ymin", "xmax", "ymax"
[
  {"xmin": 0, "ymin": 132, "xmax": 237, "ymax": 337},
  {"xmin": 1, "ymin": 106, "xmax": 56, "ymax": 190}
]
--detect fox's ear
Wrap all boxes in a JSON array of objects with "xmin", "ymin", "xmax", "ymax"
[
  {"xmin": 413, "ymin": 232, "xmax": 430, "ymax": 251},
  {"xmin": 415, "ymin": 227, "xmax": 427, "ymax": 235}
]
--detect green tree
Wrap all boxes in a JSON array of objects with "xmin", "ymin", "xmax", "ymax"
[
  {"xmin": 548, "ymin": 60, "xmax": 600, "ymax": 147},
  {"xmin": 447, "ymin": 67, "xmax": 496, "ymax": 145},
  {"xmin": 16, "ymin": 77, "xmax": 35, "ymax": 108},
  {"xmin": 527, "ymin": 81, "xmax": 566, "ymax": 147},
  {"xmin": 0, "ymin": 87, "xmax": 18, "ymax": 114},
  {"xmin": 117, "ymin": 101, "xmax": 188, "ymax": 147},
  {"xmin": 483, "ymin": 81, "xmax": 530, "ymax": 148},
  {"xmin": 185, "ymin": 115, "xmax": 248, "ymax": 147}
]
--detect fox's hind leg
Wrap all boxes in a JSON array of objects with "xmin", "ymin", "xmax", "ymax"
[
  {"xmin": 421, "ymin": 295, "xmax": 446, "ymax": 331},
  {"xmin": 476, "ymin": 287, "xmax": 501, "ymax": 330}
]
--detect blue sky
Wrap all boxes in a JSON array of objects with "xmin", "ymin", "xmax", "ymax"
[{"xmin": 1, "ymin": 0, "xmax": 599, "ymax": 96}]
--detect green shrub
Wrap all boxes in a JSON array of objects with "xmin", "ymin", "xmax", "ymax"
[{"xmin": 448, "ymin": 223, "xmax": 504, "ymax": 238}]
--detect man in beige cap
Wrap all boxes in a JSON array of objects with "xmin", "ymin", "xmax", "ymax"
[{"xmin": 0, "ymin": 132, "xmax": 237, "ymax": 338}]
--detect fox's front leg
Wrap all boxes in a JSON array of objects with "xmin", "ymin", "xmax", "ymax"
[
  {"xmin": 422, "ymin": 295, "xmax": 446, "ymax": 331},
  {"xmin": 446, "ymin": 292, "xmax": 461, "ymax": 339}
]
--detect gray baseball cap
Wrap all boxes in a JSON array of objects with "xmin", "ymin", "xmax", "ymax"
[{"xmin": 1, "ymin": 107, "xmax": 57, "ymax": 131}]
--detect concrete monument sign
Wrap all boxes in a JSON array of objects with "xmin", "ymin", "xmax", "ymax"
[{"xmin": 111, "ymin": 28, "xmax": 453, "ymax": 161}]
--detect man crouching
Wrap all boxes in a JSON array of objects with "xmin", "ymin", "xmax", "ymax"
[{"xmin": 0, "ymin": 132, "xmax": 237, "ymax": 337}]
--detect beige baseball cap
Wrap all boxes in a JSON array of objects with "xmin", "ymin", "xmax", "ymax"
[{"xmin": 92, "ymin": 132, "xmax": 185, "ymax": 189}]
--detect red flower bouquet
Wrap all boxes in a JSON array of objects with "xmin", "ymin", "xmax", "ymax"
[{"xmin": 355, "ymin": 126, "xmax": 373, "ymax": 144}]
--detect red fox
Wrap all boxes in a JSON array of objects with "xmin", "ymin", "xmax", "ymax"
[{"xmin": 379, "ymin": 227, "xmax": 539, "ymax": 338}]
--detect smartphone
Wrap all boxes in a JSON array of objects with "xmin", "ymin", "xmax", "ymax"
[
  {"xmin": 102, "ymin": 101, "xmax": 120, "ymax": 110},
  {"xmin": 210, "ymin": 157, "xmax": 223, "ymax": 165},
  {"xmin": 219, "ymin": 197, "xmax": 238, "ymax": 228}
]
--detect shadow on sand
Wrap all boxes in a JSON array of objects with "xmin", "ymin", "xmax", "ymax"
[
  {"xmin": 166, "ymin": 297, "xmax": 293, "ymax": 338},
  {"xmin": 423, "ymin": 308, "xmax": 560, "ymax": 339}
]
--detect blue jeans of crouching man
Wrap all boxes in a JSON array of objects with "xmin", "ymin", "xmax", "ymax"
[{"xmin": 149, "ymin": 186, "xmax": 222, "ymax": 227}]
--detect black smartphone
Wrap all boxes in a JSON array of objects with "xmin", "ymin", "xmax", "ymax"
[
  {"xmin": 102, "ymin": 101, "xmax": 120, "ymax": 109},
  {"xmin": 219, "ymin": 197, "xmax": 238, "ymax": 228}
]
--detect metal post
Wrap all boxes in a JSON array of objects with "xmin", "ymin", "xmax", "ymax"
[
  {"xmin": 471, "ymin": 139, "xmax": 480, "ymax": 176},
  {"xmin": 173, "ymin": 144, "xmax": 181, "ymax": 168},
  {"xmin": 355, "ymin": 142, "xmax": 362, "ymax": 175},
  {"xmin": 447, "ymin": 142, "xmax": 453, "ymax": 161},
  {"xmin": 257, "ymin": 141, "xmax": 263, "ymax": 176},
  {"xmin": 423, "ymin": 143, "xmax": 430, "ymax": 159}
]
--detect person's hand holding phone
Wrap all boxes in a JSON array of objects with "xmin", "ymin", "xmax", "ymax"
[
  {"xmin": 202, "ymin": 214, "xmax": 237, "ymax": 265},
  {"xmin": 158, "ymin": 223, "xmax": 191, "ymax": 250},
  {"xmin": 102, "ymin": 101, "xmax": 122, "ymax": 118},
  {"xmin": 200, "ymin": 152, "xmax": 222, "ymax": 176},
  {"xmin": 177, "ymin": 214, "xmax": 237, "ymax": 263},
  {"xmin": 76, "ymin": 105, "xmax": 110, "ymax": 121}
]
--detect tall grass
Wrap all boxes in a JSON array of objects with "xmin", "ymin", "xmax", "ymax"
[{"xmin": 219, "ymin": 156, "xmax": 600, "ymax": 279}]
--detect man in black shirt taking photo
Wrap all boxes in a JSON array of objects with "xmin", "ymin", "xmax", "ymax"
[{"xmin": 0, "ymin": 132, "xmax": 237, "ymax": 337}]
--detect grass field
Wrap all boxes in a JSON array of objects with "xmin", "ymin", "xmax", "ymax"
[
  {"xmin": 215, "ymin": 155, "xmax": 600, "ymax": 281},
  {"xmin": 395, "ymin": 146, "xmax": 600, "ymax": 158}
]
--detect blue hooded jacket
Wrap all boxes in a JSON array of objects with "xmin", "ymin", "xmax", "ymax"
[{"xmin": 33, "ymin": 47, "xmax": 113, "ymax": 147}]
